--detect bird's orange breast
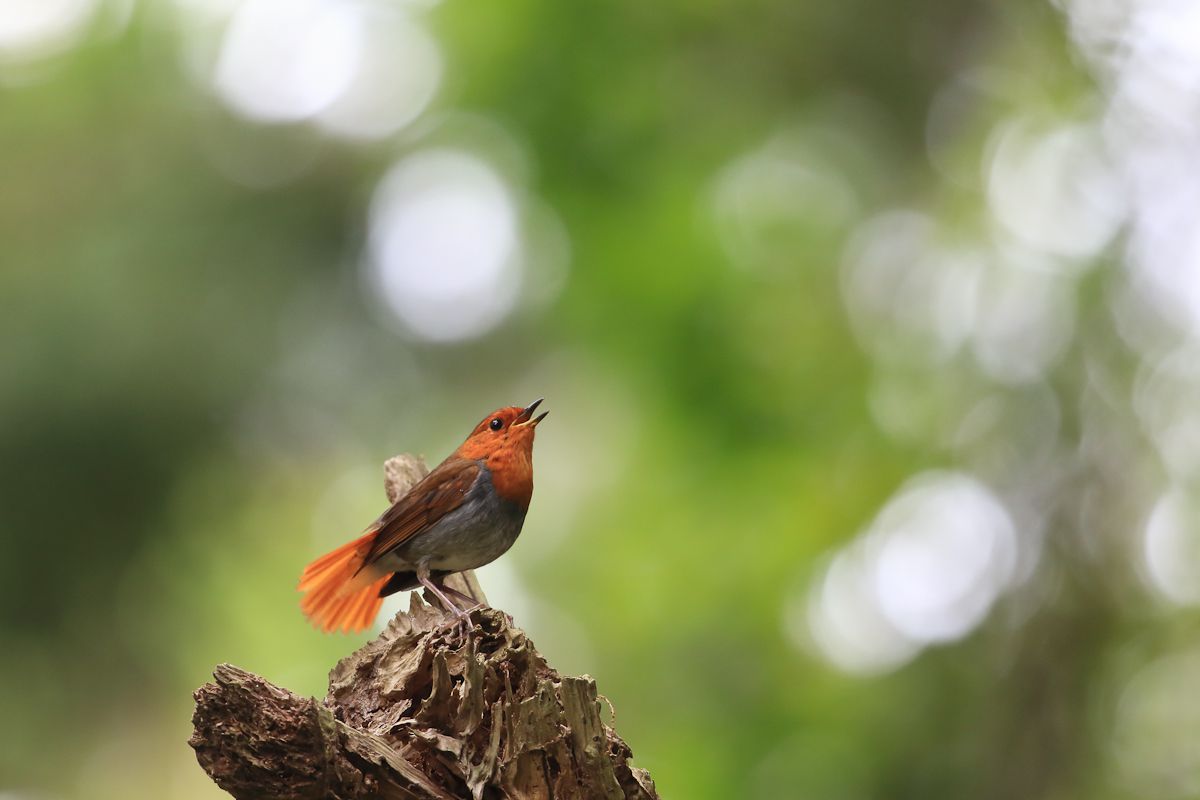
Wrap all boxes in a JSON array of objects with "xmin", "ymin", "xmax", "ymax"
[{"xmin": 484, "ymin": 447, "xmax": 534, "ymax": 509}]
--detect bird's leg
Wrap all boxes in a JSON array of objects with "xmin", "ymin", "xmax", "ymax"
[
  {"xmin": 416, "ymin": 566, "xmax": 467, "ymax": 619},
  {"xmin": 417, "ymin": 565, "xmax": 474, "ymax": 642},
  {"xmin": 436, "ymin": 579, "xmax": 485, "ymax": 612},
  {"xmin": 432, "ymin": 575, "xmax": 505, "ymax": 645},
  {"xmin": 440, "ymin": 582, "xmax": 512, "ymax": 627}
]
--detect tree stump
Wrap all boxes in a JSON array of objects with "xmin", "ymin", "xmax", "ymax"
[{"xmin": 189, "ymin": 455, "xmax": 658, "ymax": 800}]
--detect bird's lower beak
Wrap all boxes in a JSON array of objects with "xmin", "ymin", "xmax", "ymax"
[{"xmin": 514, "ymin": 398, "xmax": 548, "ymax": 427}]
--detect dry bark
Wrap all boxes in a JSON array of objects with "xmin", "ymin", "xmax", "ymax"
[{"xmin": 190, "ymin": 455, "xmax": 658, "ymax": 800}]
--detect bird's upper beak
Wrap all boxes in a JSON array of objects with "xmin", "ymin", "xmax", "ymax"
[{"xmin": 513, "ymin": 397, "xmax": 548, "ymax": 427}]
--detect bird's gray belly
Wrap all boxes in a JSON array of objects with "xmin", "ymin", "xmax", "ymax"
[{"xmin": 382, "ymin": 490, "xmax": 527, "ymax": 573}]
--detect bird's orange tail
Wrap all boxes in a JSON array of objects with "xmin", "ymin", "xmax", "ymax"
[{"xmin": 298, "ymin": 532, "xmax": 390, "ymax": 633}]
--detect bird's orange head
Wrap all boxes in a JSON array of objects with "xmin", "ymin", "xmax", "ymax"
[{"xmin": 455, "ymin": 398, "xmax": 547, "ymax": 507}]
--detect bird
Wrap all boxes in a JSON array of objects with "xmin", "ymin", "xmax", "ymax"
[{"xmin": 298, "ymin": 399, "xmax": 548, "ymax": 633}]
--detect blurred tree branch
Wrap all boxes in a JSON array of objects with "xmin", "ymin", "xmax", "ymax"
[{"xmin": 190, "ymin": 455, "xmax": 657, "ymax": 800}]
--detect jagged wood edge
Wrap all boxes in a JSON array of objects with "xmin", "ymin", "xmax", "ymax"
[{"xmin": 191, "ymin": 663, "xmax": 457, "ymax": 800}]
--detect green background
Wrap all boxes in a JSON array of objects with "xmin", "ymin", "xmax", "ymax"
[{"xmin": 3, "ymin": 1, "xmax": 1199, "ymax": 798}]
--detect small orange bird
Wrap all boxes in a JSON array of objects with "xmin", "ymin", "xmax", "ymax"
[{"xmin": 299, "ymin": 399, "xmax": 548, "ymax": 633}]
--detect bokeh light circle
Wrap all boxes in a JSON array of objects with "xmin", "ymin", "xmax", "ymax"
[
  {"xmin": 213, "ymin": 0, "xmax": 363, "ymax": 123},
  {"xmin": 367, "ymin": 149, "xmax": 524, "ymax": 342}
]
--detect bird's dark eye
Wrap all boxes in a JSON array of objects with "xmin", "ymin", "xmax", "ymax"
[{"xmin": 489, "ymin": 418, "xmax": 504, "ymax": 431}]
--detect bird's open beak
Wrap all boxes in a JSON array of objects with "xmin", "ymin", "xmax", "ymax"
[{"xmin": 513, "ymin": 397, "xmax": 548, "ymax": 427}]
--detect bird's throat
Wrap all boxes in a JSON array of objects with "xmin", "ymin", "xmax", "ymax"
[{"xmin": 485, "ymin": 449, "xmax": 534, "ymax": 509}]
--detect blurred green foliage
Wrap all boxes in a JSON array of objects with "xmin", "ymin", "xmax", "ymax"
[{"xmin": 3, "ymin": 1, "xmax": 1198, "ymax": 799}]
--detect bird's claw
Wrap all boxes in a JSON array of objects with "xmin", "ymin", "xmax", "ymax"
[{"xmin": 442, "ymin": 607, "xmax": 475, "ymax": 646}]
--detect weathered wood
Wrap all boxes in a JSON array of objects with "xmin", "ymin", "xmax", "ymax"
[
  {"xmin": 190, "ymin": 663, "xmax": 453, "ymax": 800},
  {"xmin": 190, "ymin": 454, "xmax": 657, "ymax": 799}
]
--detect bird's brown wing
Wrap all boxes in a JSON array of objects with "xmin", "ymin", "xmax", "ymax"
[{"xmin": 363, "ymin": 456, "xmax": 482, "ymax": 566}]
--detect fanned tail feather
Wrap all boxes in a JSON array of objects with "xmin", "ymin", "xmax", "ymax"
[{"xmin": 298, "ymin": 532, "xmax": 390, "ymax": 633}]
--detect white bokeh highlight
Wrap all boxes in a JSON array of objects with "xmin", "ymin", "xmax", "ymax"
[
  {"xmin": 1133, "ymin": 345, "xmax": 1200, "ymax": 482},
  {"xmin": 314, "ymin": 7, "xmax": 441, "ymax": 140},
  {"xmin": 0, "ymin": 0, "xmax": 98, "ymax": 66},
  {"xmin": 1142, "ymin": 489, "xmax": 1200, "ymax": 606},
  {"xmin": 213, "ymin": 0, "xmax": 364, "ymax": 124},
  {"xmin": 367, "ymin": 149, "xmax": 524, "ymax": 342},
  {"xmin": 1060, "ymin": 0, "xmax": 1200, "ymax": 335},
  {"xmin": 841, "ymin": 211, "xmax": 982, "ymax": 366},
  {"xmin": 984, "ymin": 118, "xmax": 1124, "ymax": 262},
  {"xmin": 799, "ymin": 545, "xmax": 920, "ymax": 676},
  {"xmin": 801, "ymin": 471, "xmax": 1019, "ymax": 674},
  {"xmin": 970, "ymin": 256, "xmax": 1076, "ymax": 385},
  {"xmin": 870, "ymin": 473, "xmax": 1018, "ymax": 642}
]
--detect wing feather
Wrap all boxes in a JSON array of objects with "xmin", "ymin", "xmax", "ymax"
[{"xmin": 363, "ymin": 457, "xmax": 482, "ymax": 565}]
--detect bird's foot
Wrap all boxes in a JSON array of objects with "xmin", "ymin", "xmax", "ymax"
[{"xmin": 444, "ymin": 605, "xmax": 476, "ymax": 646}]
